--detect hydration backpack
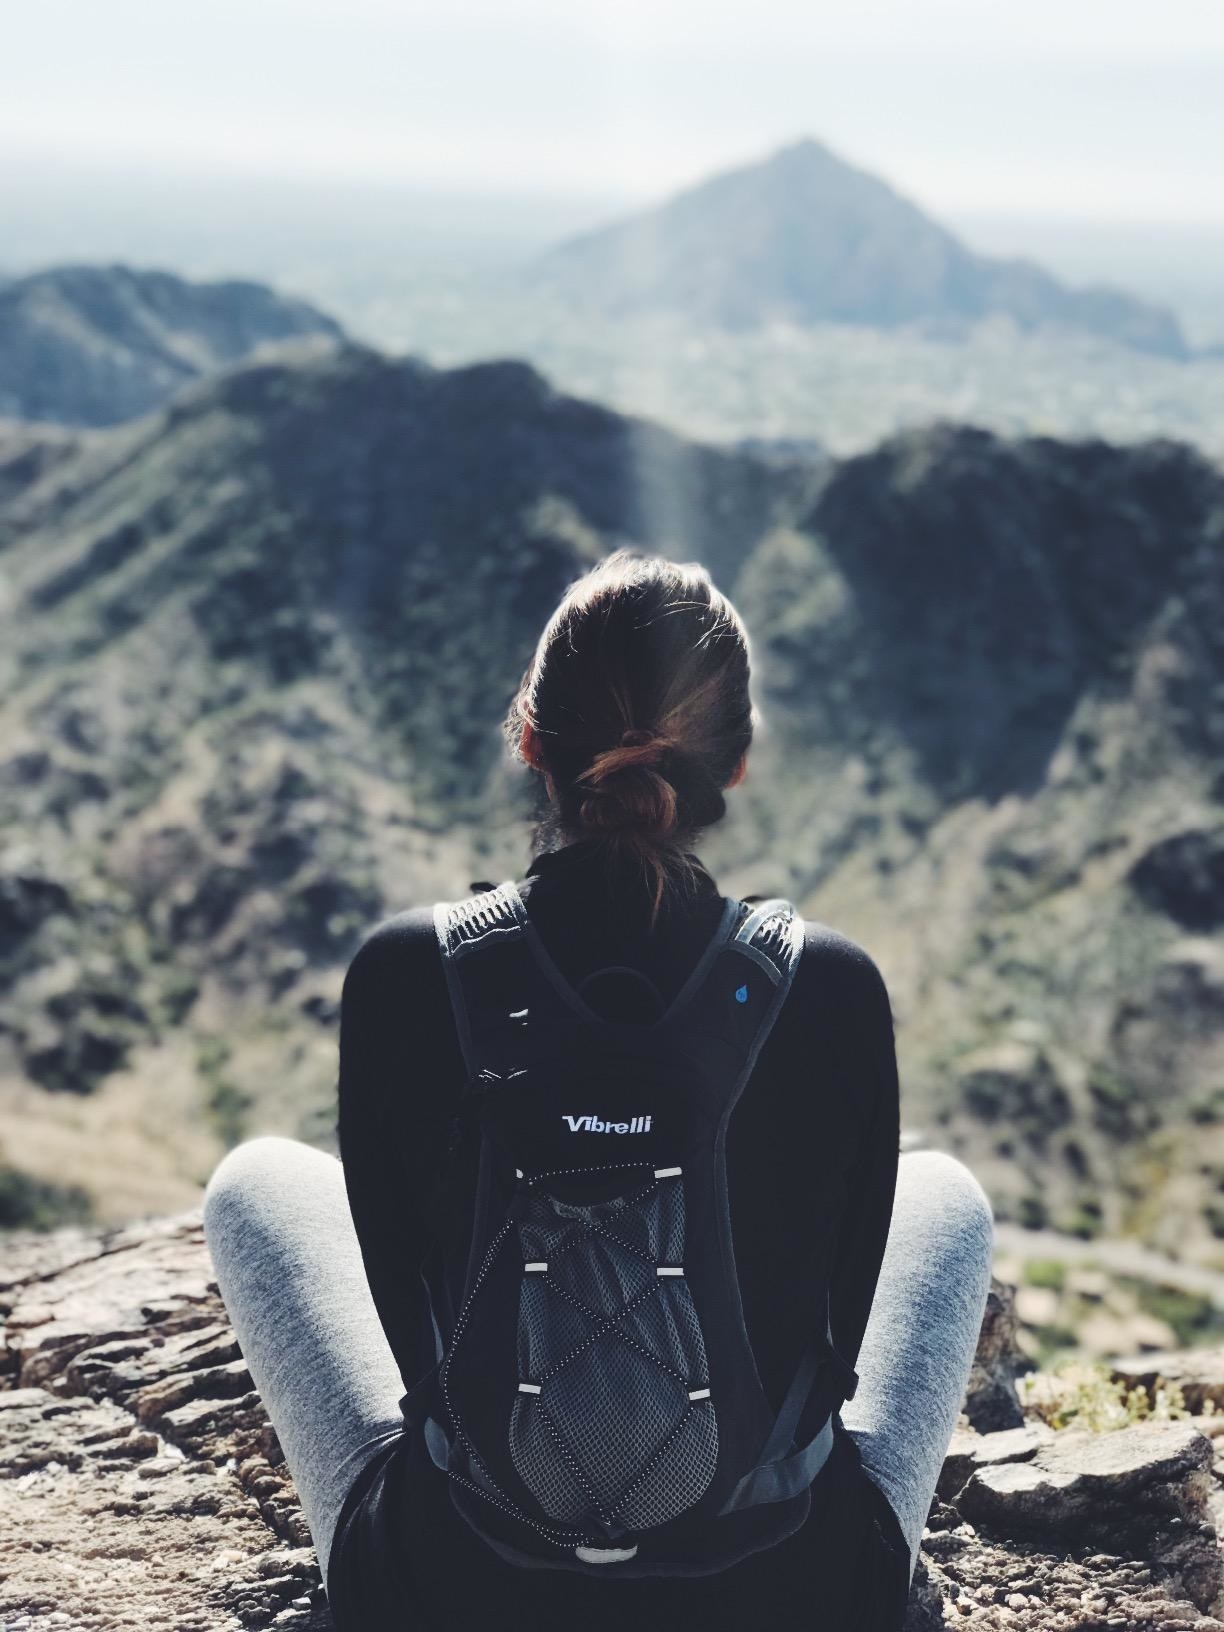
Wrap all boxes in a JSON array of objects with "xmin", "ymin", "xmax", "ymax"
[{"xmin": 399, "ymin": 878, "xmax": 860, "ymax": 1579}]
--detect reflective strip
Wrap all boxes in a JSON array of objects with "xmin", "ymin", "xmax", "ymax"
[
  {"xmin": 524, "ymin": 1262, "xmax": 548, "ymax": 1273},
  {"xmin": 654, "ymin": 1166, "xmax": 682, "ymax": 1179},
  {"xmin": 518, "ymin": 1382, "xmax": 542, "ymax": 1394},
  {"xmin": 656, "ymin": 1266, "xmax": 684, "ymax": 1277},
  {"xmin": 574, "ymin": 1544, "xmax": 639, "ymax": 1565},
  {"xmin": 688, "ymin": 1387, "xmax": 711, "ymax": 1401}
]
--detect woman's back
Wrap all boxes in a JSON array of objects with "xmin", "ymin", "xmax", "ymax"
[
  {"xmin": 203, "ymin": 549, "xmax": 990, "ymax": 1632},
  {"xmin": 330, "ymin": 836, "xmax": 910, "ymax": 1630}
]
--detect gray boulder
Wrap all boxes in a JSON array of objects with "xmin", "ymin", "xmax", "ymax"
[
  {"xmin": 956, "ymin": 1422, "xmax": 1221, "ymax": 1616},
  {"xmin": 963, "ymin": 1278, "xmax": 1028, "ymax": 1431}
]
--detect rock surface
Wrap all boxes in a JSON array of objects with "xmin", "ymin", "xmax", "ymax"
[
  {"xmin": 956, "ymin": 1422, "xmax": 1221, "ymax": 1616},
  {"xmin": 1112, "ymin": 1350, "xmax": 1224, "ymax": 1417},
  {"xmin": 962, "ymin": 1279, "xmax": 1027, "ymax": 1432},
  {"xmin": 1, "ymin": 1213, "xmax": 329, "ymax": 1630},
  {"xmin": 1, "ymin": 1217, "xmax": 1221, "ymax": 1630}
]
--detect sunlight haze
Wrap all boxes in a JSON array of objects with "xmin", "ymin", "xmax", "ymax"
[{"xmin": 3, "ymin": 0, "xmax": 1222, "ymax": 223}]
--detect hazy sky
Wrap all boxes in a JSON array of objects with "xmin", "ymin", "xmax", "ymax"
[{"xmin": 4, "ymin": 0, "xmax": 1223, "ymax": 224}]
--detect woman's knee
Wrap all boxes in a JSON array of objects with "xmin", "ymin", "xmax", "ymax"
[
  {"xmin": 202, "ymin": 1134, "xmax": 314, "ymax": 1243},
  {"xmin": 896, "ymin": 1148, "xmax": 994, "ymax": 1259}
]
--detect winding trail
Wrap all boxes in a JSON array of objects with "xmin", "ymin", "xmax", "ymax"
[{"xmin": 993, "ymin": 1222, "xmax": 1224, "ymax": 1311}]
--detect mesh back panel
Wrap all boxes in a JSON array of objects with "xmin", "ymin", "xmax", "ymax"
[
  {"xmin": 613, "ymin": 1402, "xmax": 720, "ymax": 1530},
  {"xmin": 508, "ymin": 1177, "xmax": 719, "ymax": 1533}
]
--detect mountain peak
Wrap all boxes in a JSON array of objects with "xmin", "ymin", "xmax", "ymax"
[
  {"xmin": 765, "ymin": 134, "xmax": 843, "ymax": 167},
  {"xmin": 538, "ymin": 138, "xmax": 1185, "ymax": 357}
]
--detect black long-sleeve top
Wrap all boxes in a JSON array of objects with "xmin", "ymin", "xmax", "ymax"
[{"xmin": 330, "ymin": 836, "xmax": 910, "ymax": 1630}]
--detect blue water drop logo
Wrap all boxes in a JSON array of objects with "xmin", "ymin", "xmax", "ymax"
[{"xmin": 734, "ymin": 983, "xmax": 749, "ymax": 1004}]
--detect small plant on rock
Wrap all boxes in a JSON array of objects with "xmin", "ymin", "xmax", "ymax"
[{"xmin": 1019, "ymin": 1359, "xmax": 1198, "ymax": 1431}]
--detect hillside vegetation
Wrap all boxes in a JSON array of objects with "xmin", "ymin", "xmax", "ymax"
[
  {"xmin": 0, "ymin": 263, "xmax": 343, "ymax": 427},
  {"xmin": 0, "ymin": 344, "xmax": 1219, "ymax": 1264}
]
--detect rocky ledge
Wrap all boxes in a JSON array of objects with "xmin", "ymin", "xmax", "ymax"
[{"xmin": 1, "ymin": 1214, "xmax": 1221, "ymax": 1630}]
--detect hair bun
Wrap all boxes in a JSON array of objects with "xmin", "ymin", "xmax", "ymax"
[{"xmin": 505, "ymin": 547, "xmax": 753, "ymax": 927}]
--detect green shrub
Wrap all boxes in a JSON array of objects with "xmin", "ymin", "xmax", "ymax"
[
  {"xmin": 1058, "ymin": 1196, "xmax": 1104, "ymax": 1241},
  {"xmin": 1190, "ymin": 1086, "xmax": 1224, "ymax": 1126},
  {"xmin": 0, "ymin": 1165, "xmax": 93, "ymax": 1230},
  {"xmin": 1017, "ymin": 1193, "xmax": 1049, "ymax": 1229},
  {"xmin": 1030, "ymin": 1325, "xmax": 1079, "ymax": 1368},
  {"xmin": 1124, "ymin": 1278, "xmax": 1222, "ymax": 1348},
  {"xmin": 1023, "ymin": 1258, "xmax": 1067, "ymax": 1292},
  {"xmin": 1088, "ymin": 1065, "xmax": 1139, "ymax": 1138},
  {"xmin": 195, "ymin": 1034, "xmax": 251, "ymax": 1148}
]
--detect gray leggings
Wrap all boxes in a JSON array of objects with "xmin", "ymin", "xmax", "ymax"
[{"xmin": 202, "ymin": 1141, "xmax": 993, "ymax": 1597}]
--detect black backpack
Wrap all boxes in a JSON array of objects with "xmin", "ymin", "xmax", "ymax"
[{"xmin": 399, "ymin": 878, "xmax": 860, "ymax": 1579}]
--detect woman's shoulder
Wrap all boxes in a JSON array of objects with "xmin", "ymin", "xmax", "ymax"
[
  {"xmin": 343, "ymin": 876, "xmax": 520, "ymax": 992},
  {"xmin": 341, "ymin": 905, "xmax": 442, "ymax": 1012},
  {"xmin": 792, "ymin": 914, "xmax": 895, "ymax": 1030},
  {"xmin": 338, "ymin": 907, "xmax": 461, "ymax": 1114}
]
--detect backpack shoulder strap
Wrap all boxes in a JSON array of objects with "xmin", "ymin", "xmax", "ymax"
[
  {"xmin": 703, "ymin": 899, "xmax": 862, "ymax": 1513},
  {"xmin": 405, "ymin": 884, "xmax": 535, "ymax": 1434},
  {"xmin": 655, "ymin": 893, "xmax": 860, "ymax": 1514},
  {"xmin": 665, "ymin": 894, "xmax": 806, "ymax": 1113},
  {"xmin": 434, "ymin": 880, "xmax": 537, "ymax": 1081}
]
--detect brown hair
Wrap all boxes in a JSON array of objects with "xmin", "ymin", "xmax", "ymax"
[{"xmin": 504, "ymin": 548, "xmax": 757, "ymax": 929}]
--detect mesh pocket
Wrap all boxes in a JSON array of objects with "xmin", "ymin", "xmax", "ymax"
[{"xmin": 508, "ymin": 1174, "xmax": 718, "ymax": 1534}]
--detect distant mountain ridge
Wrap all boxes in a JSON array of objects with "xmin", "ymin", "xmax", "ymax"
[
  {"xmin": 0, "ymin": 343, "xmax": 1219, "ymax": 1261},
  {"xmin": 538, "ymin": 138, "xmax": 1188, "ymax": 358},
  {"xmin": 0, "ymin": 263, "xmax": 344, "ymax": 427}
]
